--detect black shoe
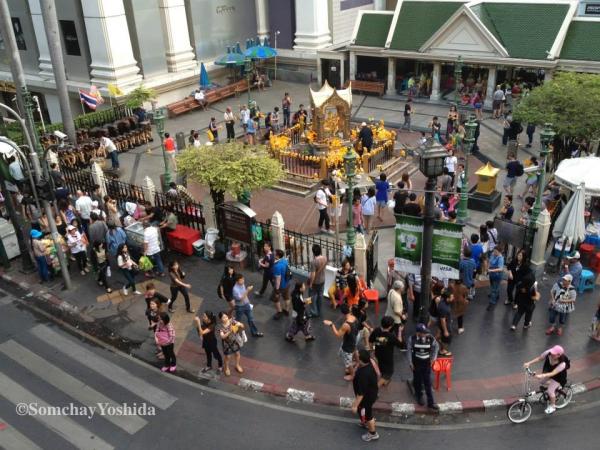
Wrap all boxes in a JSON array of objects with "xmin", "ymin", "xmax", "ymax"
[
  {"xmin": 285, "ymin": 335, "xmax": 294, "ymax": 342},
  {"xmin": 282, "ymin": 309, "xmax": 290, "ymax": 316},
  {"xmin": 253, "ymin": 332, "xmax": 264, "ymax": 337},
  {"xmin": 416, "ymin": 397, "xmax": 425, "ymax": 406},
  {"xmin": 428, "ymin": 403, "xmax": 440, "ymax": 411},
  {"xmin": 486, "ymin": 304, "xmax": 493, "ymax": 311}
]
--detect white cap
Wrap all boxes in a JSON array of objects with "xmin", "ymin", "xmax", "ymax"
[{"xmin": 361, "ymin": 122, "xmax": 367, "ymax": 127}]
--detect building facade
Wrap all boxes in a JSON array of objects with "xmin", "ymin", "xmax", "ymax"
[
  {"xmin": 315, "ymin": 0, "xmax": 600, "ymax": 105},
  {"xmin": 0, "ymin": 0, "xmax": 386, "ymax": 125}
]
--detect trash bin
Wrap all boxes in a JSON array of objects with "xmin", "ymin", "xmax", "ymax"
[
  {"xmin": 204, "ymin": 228, "xmax": 220, "ymax": 259},
  {"xmin": 0, "ymin": 219, "xmax": 20, "ymax": 259},
  {"xmin": 176, "ymin": 131, "xmax": 186, "ymax": 151}
]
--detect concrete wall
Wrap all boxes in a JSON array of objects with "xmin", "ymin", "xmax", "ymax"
[
  {"xmin": 331, "ymin": 0, "xmax": 373, "ymax": 45},
  {"xmin": 55, "ymin": 0, "xmax": 91, "ymax": 83},
  {"xmin": 2, "ymin": 0, "xmax": 39, "ymax": 75}
]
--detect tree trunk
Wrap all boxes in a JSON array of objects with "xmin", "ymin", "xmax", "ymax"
[{"xmin": 210, "ymin": 187, "xmax": 225, "ymax": 232}]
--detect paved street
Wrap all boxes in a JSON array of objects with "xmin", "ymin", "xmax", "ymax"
[{"xmin": 1, "ymin": 291, "xmax": 599, "ymax": 450}]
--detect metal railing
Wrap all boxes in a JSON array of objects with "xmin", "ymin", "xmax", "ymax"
[
  {"xmin": 363, "ymin": 142, "xmax": 395, "ymax": 173},
  {"xmin": 282, "ymin": 227, "xmax": 344, "ymax": 273},
  {"xmin": 155, "ymin": 192, "xmax": 205, "ymax": 235},
  {"xmin": 60, "ymin": 165, "xmax": 96, "ymax": 195},
  {"xmin": 274, "ymin": 151, "xmax": 322, "ymax": 178}
]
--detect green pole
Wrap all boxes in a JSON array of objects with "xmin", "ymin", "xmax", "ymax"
[
  {"xmin": 344, "ymin": 147, "xmax": 356, "ymax": 250},
  {"xmin": 454, "ymin": 56, "xmax": 463, "ymax": 108},
  {"xmin": 245, "ymin": 58, "xmax": 253, "ymax": 106},
  {"xmin": 457, "ymin": 114, "xmax": 477, "ymax": 223},
  {"xmin": 154, "ymin": 107, "xmax": 171, "ymax": 190},
  {"xmin": 526, "ymin": 123, "xmax": 555, "ymax": 249}
]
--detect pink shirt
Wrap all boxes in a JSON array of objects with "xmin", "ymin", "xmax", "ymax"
[{"xmin": 352, "ymin": 203, "xmax": 363, "ymax": 227}]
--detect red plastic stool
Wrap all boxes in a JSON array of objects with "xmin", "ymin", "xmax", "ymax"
[
  {"xmin": 591, "ymin": 252, "xmax": 600, "ymax": 273},
  {"xmin": 579, "ymin": 243, "xmax": 595, "ymax": 267},
  {"xmin": 432, "ymin": 357, "xmax": 453, "ymax": 391},
  {"xmin": 362, "ymin": 289, "xmax": 380, "ymax": 315}
]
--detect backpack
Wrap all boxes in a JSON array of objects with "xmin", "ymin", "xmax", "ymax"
[{"xmin": 515, "ymin": 162, "xmax": 524, "ymax": 177}]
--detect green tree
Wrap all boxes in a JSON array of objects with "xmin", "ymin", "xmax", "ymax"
[
  {"xmin": 177, "ymin": 142, "xmax": 284, "ymax": 226},
  {"xmin": 125, "ymin": 84, "xmax": 157, "ymax": 109},
  {"xmin": 514, "ymin": 72, "xmax": 600, "ymax": 165}
]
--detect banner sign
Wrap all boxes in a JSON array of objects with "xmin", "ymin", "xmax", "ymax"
[
  {"xmin": 431, "ymin": 221, "xmax": 463, "ymax": 279},
  {"xmin": 394, "ymin": 215, "xmax": 423, "ymax": 275}
]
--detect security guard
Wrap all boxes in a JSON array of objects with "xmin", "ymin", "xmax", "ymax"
[{"xmin": 406, "ymin": 323, "xmax": 440, "ymax": 410}]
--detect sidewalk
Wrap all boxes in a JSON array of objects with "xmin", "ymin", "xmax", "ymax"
[{"xmin": 2, "ymin": 243, "xmax": 598, "ymax": 414}]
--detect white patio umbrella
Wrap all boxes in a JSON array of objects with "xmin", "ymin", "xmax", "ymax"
[
  {"xmin": 554, "ymin": 157, "xmax": 600, "ymax": 196},
  {"xmin": 552, "ymin": 183, "xmax": 587, "ymax": 243}
]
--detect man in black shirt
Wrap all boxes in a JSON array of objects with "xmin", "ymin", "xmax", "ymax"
[
  {"xmin": 369, "ymin": 316, "xmax": 402, "ymax": 387},
  {"xmin": 352, "ymin": 349, "xmax": 379, "ymax": 442},
  {"xmin": 407, "ymin": 323, "xmax": 440, "ymax": 410},
  {"xmin": 358, "ymin": 122, "xmax": 374, "ymax": 153},
  {"xmin": 402, "ymin": 193, "xmax": 421, "ymax": 216}
]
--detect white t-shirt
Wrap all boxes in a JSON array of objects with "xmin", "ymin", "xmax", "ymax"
[
  {"xmin": 76, "ymin": 195, "xmax": 93, "ymax": 220},
  {"xmin": 445, "ymin": 155, "xmax": 457, "ymax": 173},
  {"xmin": 315, "ymin": 188, "xmax": 328, "ymax": 210},
  {"xmin": 362, "ymin": 196, "xmax": 376, "ymax": 216},
  {"xmin": 144, "ymin": 226, "xmax": 161, "ymax": 255},
  {"xmin": 118, "ymin": 253, "xmax": 133, "ymax": 270},
  {"xmin": 101, "ymin": 136, "xmax": 116, "ymax": 153},
  {"xmin": 240, "ymin": 109, "xmax": 250, "ymax": 125},
  {"xmin": 194, "ymin": 91, "xmax": 205, "ymax": 101},
  {"xmin": 224, "ymin": 111, "xmax": 235, "ymax": 122},
  {"xmin": 67, "ymin": 231, "xmax": 85, "ymax": 253}
]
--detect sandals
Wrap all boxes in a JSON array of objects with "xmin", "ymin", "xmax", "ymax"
[{"xmin": 235, "ymin": 365, "xmax": 244, "ymax": 374}]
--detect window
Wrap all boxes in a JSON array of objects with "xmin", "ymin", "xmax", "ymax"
[
  {"xmin": 60, "ymin": 20, "xmax": 81, "ymax": 56},
  {"xmin": 12, "ymin": 17, "xmax": 26, "ymax": 50}
]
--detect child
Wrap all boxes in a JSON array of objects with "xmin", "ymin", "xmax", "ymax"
[
  {"xmin": 352, "ymin": 197, "xmax": 364, "ymax": 234},
  {"xmin": 195, "ymin": 311, "xmax": 224, "ymax": 374},
  {"xmin": 93, "ymin": 241, "xmax": 111, "ymax": 293},
  {"xmin": 146, "ymin": 298, "xmax": 163, "ymax": 359},
  {"xmin": 144, "ymin": 282, "xmax": 170, "ymax": 309}
]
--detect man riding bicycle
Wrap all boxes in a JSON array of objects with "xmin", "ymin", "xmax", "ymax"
[{"xmin": 523, "ymin": 345, "xmax": 570, "ymax": 414}]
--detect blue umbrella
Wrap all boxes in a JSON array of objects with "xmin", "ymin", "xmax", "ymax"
[
  {"xmin": 214, "ymin": 47, "xmax": 245, "ymax": 66},
  {"xmin": 199, "ymin": 62, "xmax": 210, "ymax": 88},
  {"xmin": 244, "ymin": 43, "xmax": 277, "ymax": 60}
]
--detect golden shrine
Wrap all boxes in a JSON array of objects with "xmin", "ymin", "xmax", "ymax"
[
  {"xmin": 475, "ymin": 162, "xmax": 500, "ymax": 195},
  {"xmin": 309, "ymin": 81, "xmax": 352, "ymax": 144},
  {"xmin": 468, "ymin": 162, "xmax": 502, "ymax": 213}
]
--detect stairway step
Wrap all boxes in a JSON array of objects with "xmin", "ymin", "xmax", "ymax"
[
  {"xmin": 270, "ymin": 184, "xmax": 312, "ymax": 197},
  {"xmin": 278, "ymin": 178, "xmax": 318, "ymax": 190}
]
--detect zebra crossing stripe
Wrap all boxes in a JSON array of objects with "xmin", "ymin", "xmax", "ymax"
[
  {"xmin": 0, "ymin": 416, "xmax": 43, "ymax": 450},
  {"xmin": 0, "ymin": 340, "xmax": 148, "ymax": 435},
  {"xmin": 0, "ymin": 372, "xmax": 113, "ymax": 450},
  {"xmin": 30, "ymin": 325, "xmax": 177, "ymax": 410}
]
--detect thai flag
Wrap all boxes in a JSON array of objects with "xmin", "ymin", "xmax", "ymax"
[{"xmin": 79, "ymin": 89, "xmax": 97, "ymax": 110}]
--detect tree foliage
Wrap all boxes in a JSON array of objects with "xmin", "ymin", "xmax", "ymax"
[
  {"xmin": 177, "ymin": 142, "xmax": 284, "ymax": 200},
  {"xmin": 125, "ymin": 84, "xmax": 157, "ymax": 109},
  {"xmin": 513, "ymin": 72, "xmax": 600, "ymax": 139}
]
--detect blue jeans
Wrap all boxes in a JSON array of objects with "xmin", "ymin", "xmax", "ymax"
[
  {"xmin": 489, "ymin": 276, "xmax": 502, "ymax": 305},
  {"xmin": 310, "ymin": 283, "xmax": 324, "ymax": 317},
  {"xmin": 548, "ymin": 308, "xmax": 568, "ymax": 326},
  {"xmin": 148, "ymin": 253, "xmax": 164, "ymax": 275},
  {"xmin": 109, "ymin": 151, "xmax": 119, "ymax": 169},
  {"xmin": 35, "ymin": 255, "xmax": 49, "ymax": 282},
  {"xmin": 235, "ymin": 303, "xmax": 259, "ymax": 335}
]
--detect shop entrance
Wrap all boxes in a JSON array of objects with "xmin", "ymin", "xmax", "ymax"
[
  {"xmin": 321, "ymin": 59, "xmax": 342, "ymax": 89},
  {"xmin": 356, "ymin": 56, "xmax": 387, "ymax": 83}
]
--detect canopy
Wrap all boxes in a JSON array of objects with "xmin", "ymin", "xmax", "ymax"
[
  {"xmin": 243, "ymin": 45, "xmax": 277, "ymax": 60},
  {"xmin": 554, "ymin": 156, "xmax": 600, "ymax": 196},
  {"xmin": 553, "ymin": 183, "xmax": 587, "ymax": 242},
  {"xmin": 215, "ymin": 47, "xmax": 245, "ymax": 66}
]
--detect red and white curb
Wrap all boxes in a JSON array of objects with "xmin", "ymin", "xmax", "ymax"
[{"xmin": 232, "ymin": 379, "xmax": 596, "ymax": 415}]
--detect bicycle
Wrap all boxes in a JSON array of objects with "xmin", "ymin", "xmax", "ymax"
[{"xmin": 507, "ymin": 367, "xmax": 573, "ymax": 423}]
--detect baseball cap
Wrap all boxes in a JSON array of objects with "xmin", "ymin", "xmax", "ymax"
[
  {"xmin": 568, "ymin": 251, "xmax": 580, "ymax": 259},
  {"xmin": 67, "ymin": 225, "xmax": 76, "ymax": 231},
  {"xmin": 562, "ymin": 273, "xmax": 573, "ymax": 282},
  {"xmin": 30, "ymin": 229, "xmax": 42, "ymax": 239},
  {"xmin": 416, "ymin": 323, "xmax": 429, "ymax": 333},
  {"xmin": 549, "ymin": 345, "xmax": 564, "ymax": 356}
]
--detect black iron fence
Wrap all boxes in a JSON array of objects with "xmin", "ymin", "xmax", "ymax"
[{"xmin": 61, "ymin": 165, "xmax": 205, "ymax": 235}]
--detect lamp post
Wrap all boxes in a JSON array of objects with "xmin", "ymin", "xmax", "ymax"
[
  {"xmin": 274, "ymin": 30, "xmax": 280, "ymax": 81},
  {"xmin": 454, "ymin": 55, "xmax": 463, "ymax": 108},
  {"xmin": 154, "ymin": 107, "xmax": 171, "ymax": 190},
  {"xmin": 457, "ymin": 114, "xmax": 478, "ymax": 223},
  {"xmin": 418, "ymin": 144, "xmax": 447, "ymax": 323},
  {"xmin": 343, "ymin": 147, "xmax": 357, "ymax": 251},
  {"xmin": 526, "ymin": 123, "xmax": 555, "ymax": 249}
]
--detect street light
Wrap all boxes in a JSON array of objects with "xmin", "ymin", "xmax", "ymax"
[
  {"xmin": 457, "ymin": 114, "xmax": 478, "ymax": 223},
  {"xmin": 274, "ymin": 30, "xmax": 281, "ymax": 81},
  {"xmin": 526, "ymin": 123, "xmax": 555, "ymax": 249},
  {"xmin": 343, "ymin": 147, "xmax": 357, "ymax": 251},
  {"xmin": 153, "ymin": 107, "xmax": 171, "ymax": 191},
  {"xmin": 418, "ymin": 143, "xmax": 447, "ymax": 323}
]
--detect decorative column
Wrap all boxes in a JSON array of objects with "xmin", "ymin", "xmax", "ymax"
[
  {"xmin": 91, "ymin": 162, "xmax": 107, "ymax": 197},
  {"xmin": 354, "ymin": 233, "xmax": 367, "ymax": 281},
  {"xmin": 530, "ymin": 209, "xmax": 551, "ymax": 274},
  {"xmin": 386, "ymin": 57, "xmax": 396, "ymax": 96},
  {"xmin": 430, "ymin": 62, "xmax": 441, "ymax": 100},
  {"xmin": 294, "ymin": 0, "xmax": 332, "ymax": 51},
  {"xmin": 270, "ymin": 211, "xmax": 286, "ymax": 252},
  {"xmin": 27, "ymin": 0, "xmax": 53, "ymax": 79},
  {"xmin": 349, "ymin": 51, "xmax": 357, "ymax": 81},
  {"xmin": 374, "ymin": 0, "xmax": 387, "ymax": 10},
  {"xmin": 255, "ymin": 0, "xmax": 270, "ymax": 40},
  {"xmin": 484, "ymin": 66, "xmax": 497, "ymax": 109},
  {"xmin": 158, "ymin": 0, "xmax": 197, "ymax": 73},
  {"xmin": 142, "ymin": 176, "xmax": 156, "ymax": 206},
  {"xmin": 82, "ymin": 0, "xmax": 142, "ymax": 88}
]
